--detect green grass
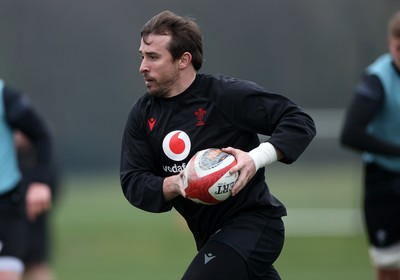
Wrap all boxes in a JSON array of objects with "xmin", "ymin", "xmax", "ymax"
[
  {"xmin": 276, "ymin": 236, "xmax": 373, "ymax": 280},
  {"xmin": 50, "ymin": 163, "xmax": 374, "ymax": 280}
]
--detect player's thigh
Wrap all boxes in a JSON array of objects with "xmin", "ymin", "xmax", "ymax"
[
  {"xmin": 182, "ymin": 214, "xmax": 284, "ymax": 280},
  {"xmin": 210, "ymin": 213, "xmax": 284, "ymax": 279},
  {"xmin": 182, "ymin": 241, "xmax": 249, "ymax": 280},
  {"xmin": 364, "ymin": 164, "xmax": 400, "ymax": 247},
  {"xmin": 24, "ymin": 215, "xmax": 49, "ymax": 264},
  {"xmin": 0, "ymin": 209, "xmax": 26, "ymax": 274}
]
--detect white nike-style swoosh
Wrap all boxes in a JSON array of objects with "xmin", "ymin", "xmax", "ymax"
[
  {"xmin": 210, "ymin": 229, "xmax": 221, "ymax": 237},
  {"xmin": 204, "ymin": 253, "xmax": 216, "ymax": 264}
]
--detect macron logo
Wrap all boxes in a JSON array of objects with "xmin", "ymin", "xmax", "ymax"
[
  {"xmin": 204, "ymin": 253, "xmax": 216, "ymax": 264},
  {"xmin": 148, "ymin": 118, "xmax": 156, "ymax": 131}
]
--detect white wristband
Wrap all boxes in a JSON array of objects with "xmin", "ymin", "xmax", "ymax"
[{"xmin": 248, "ymin": 142, "xmax": 278, "ymax": 171}]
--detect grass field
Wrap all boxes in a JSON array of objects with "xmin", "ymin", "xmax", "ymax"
[{"xmin": 50, "ymin": 162, "xmax": 374, "ymax": 280}]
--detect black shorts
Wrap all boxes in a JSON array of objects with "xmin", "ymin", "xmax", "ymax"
[
  {"xmin": 364, "ymin": 163, "xmax": 400, "ymax": 247},
  {"xmin": 22, "ymin": 213, "xmax": 49, "ymax": 264},
  {"xmin": 0, "ymin": 186, "xmax": 27, "ymax": 259},
  {"xmin": 182, "ymin": 210, "xmax": 285, "ymax": 280}
]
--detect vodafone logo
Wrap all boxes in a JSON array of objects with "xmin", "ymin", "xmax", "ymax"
[{"xmin": 162, "ymin": 130, "xmax": 191, "ymax": 161}]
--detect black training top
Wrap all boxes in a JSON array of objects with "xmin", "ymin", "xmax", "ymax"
[
  {"xmin": 120, "ymin": 73, "xmax": 316, "ymax": 249},
  {"xmin": 340, "ymin": 61, "xmax": 400, "ymax": 156},
  {"xmin": 4, "ymin": 86, "xmax": 53, "ymax": 186}
]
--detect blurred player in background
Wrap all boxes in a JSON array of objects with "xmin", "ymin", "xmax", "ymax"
[
  {"xmin": 341, "ymin": 10, "xmax": 400, "ymax": 280},
  {"xmin": 120, "ymin": 11, "xmax": 316, "ymax": 279},
  {"xmin": 0, "ymin": 80, "xmax": 53, "ymax": 280},
  {"xmin": 15, "ymin": 130, "xmax": 60, "ymax": 280}
]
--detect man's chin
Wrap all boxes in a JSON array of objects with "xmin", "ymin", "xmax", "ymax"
[{"xmin": 147, "ymin": 89, "xmax": 168, "ymax": 98}]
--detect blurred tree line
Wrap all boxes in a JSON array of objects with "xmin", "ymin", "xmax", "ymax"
[{"xmin": 0, "ymin": 0, "xmax": 399, "ymax": 171}]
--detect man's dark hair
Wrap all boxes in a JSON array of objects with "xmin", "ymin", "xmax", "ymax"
[{"xmin": 141, "ymin": 10, "xmax": 203, "ymax": 71}]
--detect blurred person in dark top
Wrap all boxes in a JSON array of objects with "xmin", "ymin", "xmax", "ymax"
[
  {"xmin": 0, "ymin": 80, "xmax": 53, "ymax": 280},
  {"xmin": 341, "ymin": 10, "xmax": 400, "ymax": 280}
]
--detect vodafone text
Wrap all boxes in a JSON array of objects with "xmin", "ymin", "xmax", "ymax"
[{"xmin": 163, "ymin": 163, "xmax": 187, "ymax": 173}]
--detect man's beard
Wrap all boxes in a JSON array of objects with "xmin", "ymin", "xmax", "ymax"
[
  {"xmin": 147, "ymin": 86, "xmax": 170, "ymax": 98},
  {"xmin": 146, "ymin": 76, "xmax": 177, "ymax": 98}
]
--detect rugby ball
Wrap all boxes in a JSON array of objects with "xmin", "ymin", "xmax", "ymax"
[{"xmin": 182, "ymin": 148, "xmax": 239, "ymax": 205}]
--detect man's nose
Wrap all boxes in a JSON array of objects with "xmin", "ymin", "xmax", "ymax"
[{"xmin": 139, "ymin": 59, "xmax": 149, "ymax": 73}]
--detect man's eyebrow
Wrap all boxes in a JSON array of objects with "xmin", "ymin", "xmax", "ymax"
[{"xmin": 139, "ymin": 50, "xmax": 158, "ymax": 56}]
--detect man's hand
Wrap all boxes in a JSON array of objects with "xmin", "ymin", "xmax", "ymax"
[
  {"xmin": 163, "ymin": 172, "xmax": 186, "ymax": 202},
  {"xmin": 222, "ymin": 147, "xmax": 257, "ymax": 196},
  {"xmin": 26, "ymin": 182, "xmax": 52, "ymax": 221}
]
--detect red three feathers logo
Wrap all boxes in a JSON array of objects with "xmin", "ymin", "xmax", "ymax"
[{"xmin": 195, "ymin": 108, "xmax": 206, "ymax": 126}]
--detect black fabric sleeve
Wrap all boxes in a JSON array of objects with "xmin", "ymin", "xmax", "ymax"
[
  {"xmin": 217, "ymin": 81, "xmax": 316, "ymax": 164},
  {"xmin": 340, "ymin": 75, "xmax": 400, "ymax": 156},
  {"xmin": 4, "ymin": 86, "xmax": 54, "ymax": 185},
  {"xmin": 120, "ymin": 101, "xmax": 173, "ymax": 213}
]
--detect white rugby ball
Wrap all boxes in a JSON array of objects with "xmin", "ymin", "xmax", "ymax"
[{"xmin": 182, "ymin": 148, "xmax": 239, "ymax": 205}]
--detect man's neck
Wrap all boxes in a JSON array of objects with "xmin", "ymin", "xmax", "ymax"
[{"xmin": 168, "ymin": 70, "xmax": 197, "ymax": 98}]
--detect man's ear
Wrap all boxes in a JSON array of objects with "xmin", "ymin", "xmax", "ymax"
[{"xmin": 178, "ymin": 52, "xmax": 192, "ymax": 69}]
